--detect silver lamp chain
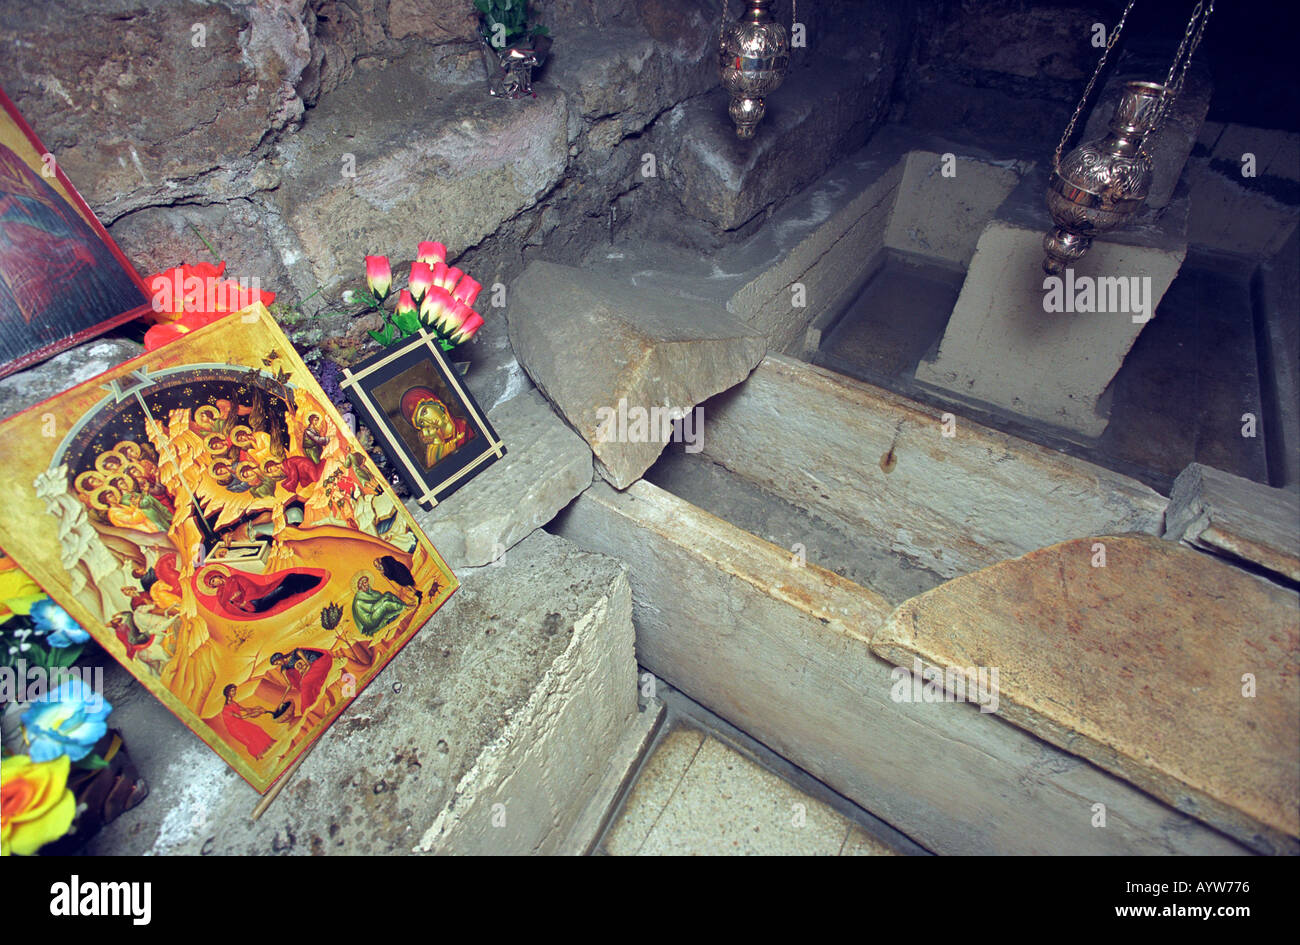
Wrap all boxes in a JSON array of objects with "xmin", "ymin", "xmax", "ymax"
[
  {"xmin": 1054, "ymin": 0, "xmax": 1135, "ymax": 171},
  {"xmin": 1054, "ymin": 0, "xmax": 1214, "ymax": 171}
]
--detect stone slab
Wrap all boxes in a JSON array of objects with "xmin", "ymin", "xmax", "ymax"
[
  {"xmin": 603, "ymin": 725, "xmax": 898, "ymax": 856},
  {"xmin": 873, "ymin": 534, "xmax": 1300, "ymax": 855},
  {"xmin": 408, "ymin": 389, "xmax": 593, "ymax": 569},
  {"xmin": 554, "ymin": 478, "xmax": 1246, "ymax": 855},
  {"xmin": 509, "ymin": 260, "xmax": 766, "ymax": 488},
  {"xmin": 700, "ymin": 355, "xmax": 1167, "ymax": 580},
  {"xmin": 883, "ymin": 150, "xmax": 1024, "ymax": 267},
  {"xmin": 86, "ymin": 530, "xmax": 638, "ymax": 855},
  {"xmin": 1165, "ymin": 463, "xmax": 1300, "ymax": 583}
]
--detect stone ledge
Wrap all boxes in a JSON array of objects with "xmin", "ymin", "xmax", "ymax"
[
  {"xmin": 85, "ymin": 530, "xmax": 638, "ymax": 855},
  {"xmin": 1165, "ymin": 463, "xmax": 1300, "ymax": 584},
  {"xmin": 271, "ymin": 57, "xmax": 570, "ymax": 297},
  {"xmin": 664, "ymin": 51, "xmax": 893, "ymax": 232}
]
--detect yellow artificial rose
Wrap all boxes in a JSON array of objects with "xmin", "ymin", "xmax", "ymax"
[
  {"xmin": 1, "ymin": 754, "xmax": 76, "ymax": 855},
  {"xmin": 0, "ymin": 559, "xmax": 46, "ymax": 626}
]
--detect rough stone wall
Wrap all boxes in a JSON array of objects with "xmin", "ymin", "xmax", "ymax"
[
  {"xmin": 0, "ymin": 1, "xmax": 906, "ymax": 296},
  {"xmin": 0, "ymin": 0, "xmax": 916, "ymax": 424}
]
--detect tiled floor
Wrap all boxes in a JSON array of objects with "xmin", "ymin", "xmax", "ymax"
[{"xmin": 601, "ymin": 724, "xmax": 903, "ymax": 856}]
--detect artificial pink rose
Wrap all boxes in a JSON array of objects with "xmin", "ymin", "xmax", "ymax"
[
  {"xmin": 364, "ymin": 255, "xmax": 392, "ymax": 301},
  {"xmin": 452, "ymin": 276, "xmax": 482, "ymax": 307},
  {"xmin": 454, "ymin": 311, "xmax": 485, "ymax": 343},
  {"xmin": 417, "ymin": 241, "xmax": 446, "ymax": 266},
  {"xmin": 408, "ymin": 261, "xmax": 434, "ymax": 302}
]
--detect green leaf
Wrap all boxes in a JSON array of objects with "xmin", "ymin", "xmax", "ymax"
[
  {"xmin": 75, "ymin": 753, "xmax": 110, "ymax": 771},
  {"xmin": 392, "ymin": 309, "xmax": 422, "ymax": 335},
  {"xmin": 48, "ymin": 644, "xmax": 84, "ymax": 668},
  {"xmin": 368, "ymin": 325, "xmax": 396, "ymax": 346}
]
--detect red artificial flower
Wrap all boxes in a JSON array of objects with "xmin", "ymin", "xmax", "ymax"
[
  {"xmin": 147, "ymin": 261, "xmax": 228, "ymax": 322},
  {"xmin": 417, "ymin": 242, "xmax": 446, "ymax": 266},
  {"xmin": 142, "ymin": 260, "xmax": 275, "ymax": 350},
  {"xmin": 365, "ymin": 255, "xmax": 392, "ymax": 301},
  {"xmin": 452, "ymin": 276, "xmax": 482, "ymax": 308},
  {"xmin": 453, "ymin": 311, "xmax": 484, "ymax": 343},
  {"xmin": 443, "ymin": 266, "xmax": 464, "ymax": 294},
  {"xmin": 408, "ymin": 262, "xmax": 434, "ymax": 303}
]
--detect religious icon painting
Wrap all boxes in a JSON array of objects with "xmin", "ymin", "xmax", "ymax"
[
  {"xmin": 0, "ymin": 88, "xmax": 153, "ymax": 379},
  {"xmin": 0, "ymin": 304, "xmax": 458, "ymax": 792},
  {"xmin": 341, "ymin": 328, "xmax": 505, "ymax": 509}
]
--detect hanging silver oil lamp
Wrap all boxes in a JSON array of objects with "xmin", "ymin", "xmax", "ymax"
[
  {"xmin": 718, "ymin": 0, "xmax": 792, "ymax": 138},
  {"xmin": 1042, "ymin": 0, "xmax": 1214, "ymax": 274}
]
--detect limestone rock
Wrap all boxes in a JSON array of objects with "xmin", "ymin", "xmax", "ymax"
[
  {"xmin": 270, "ymin": 59, "xmax": 569, "ymax": 297},
  {"xmin": 408, "ymin": 389, "xmax": 593, "ymax": 569},
  {"xmin": 665, "ymin": 39, "xmax": 898, "ymax": 231},
  {"xmin": 85, "ymin": 530, "xmax": 638, "ymax": 855},
  {"xmin": 0, "ymin": 338, "xmax": 144, "ymax": 420},
  {"xmin": 554, "ymin": 479, "xmax": 1243, "ymax": 854},
  {"xmin": 700, "ymin": 355, "xmax": 1167, "ymax": 579},
  {"xmin": 0, "ymin": 0, "xmax": 312, "ymax": 221},
  {"xmin": 873, "ymin": 534, "xmax": 1300, "ymax": 855},
  {"xmin": 508, "ymin": 261, "xmax": 766, "ymax": 488},
  {"xmin": 1165, "ymin": 463, "xmax": 1300, "ymax": 583}
]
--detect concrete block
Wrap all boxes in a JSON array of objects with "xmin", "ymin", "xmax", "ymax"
[
  {"xmin": 915, "ymin": 216, "xmax": 1186, "ymax": 438},
  {"xmin": 883, "ymin": 150, "xmax": 1023, "ymax": 265}
]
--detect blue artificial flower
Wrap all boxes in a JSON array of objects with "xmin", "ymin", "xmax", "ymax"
[
  {"xmin": 30, "ymin": 599, "xmax": 89, "ymax": 647},
  {"xmin": 21, "ymin": 677, "xmax": 112, "ymax": 762}
]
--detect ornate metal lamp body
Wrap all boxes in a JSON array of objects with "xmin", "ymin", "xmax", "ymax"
[
  {"xmin": 1042, "ymin": 81, "xmax": 1168, "ymax": 274},
  {"xmin": 1040, "ymin": 0, "xmax": 1214, "ymax": 275},
  {"xmin": 718, "ymin": 0, "xmax": 790, "ymax": 139}
]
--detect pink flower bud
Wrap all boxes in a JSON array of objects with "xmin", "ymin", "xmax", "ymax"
[
  {"xmin": 443, "ymin": 267, "xmax": 464, "ymax": 294},
  {"xmin": 453, "ymin": 311, "xmax": 484, "ymax": 343},
  {"xmin": 452, "ymin": 276, "xmax": 482, "ymax": 307},
  {"xmin": 408, "ymin": 261, "xmax": 434, "ymax": 302},
  {"xmin": 432, "ymin": 261, "xmax": 449, "ymax": 290},
  {"xmin": 417, "ymin": 242, "xmax": 446, "ymax": 266},
  {"xmin": 364, "ymin": 255, "xmax": 392, "ymax": 301},
  {"xmin": 444, "ymin": 299, "xmax": 472, "ymax": 334},
  {"xmin": 395, "ymin": 289, "xmax": 417, "ymax": 317},
  {"xmin": 421, "ymin": 287, "xmax": 455, "ymax": 331}
]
